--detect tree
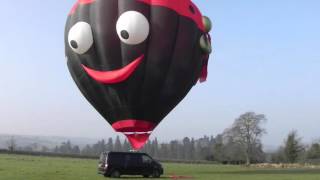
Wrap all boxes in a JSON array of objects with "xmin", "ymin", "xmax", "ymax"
[
  {"xmin": 159, "ymin": 143, "xmax": 169, "ymax": 159},
  {"xmin": 122, "ymin": 139, "xmax": 130, "ymax": 152},
  {"xmin": 307, "ymin": 143, "xmax": 320, "ymax": 159},
  {"xmin": 92, "ymin": 140, "xmax": 106, "ymax": 155},
  {"xmin": 212, "ymin": 135, "xmax": 225, "ymax": 162},
  {"xmin": 169, "ymin": 140, "xmax": 179, "ymax": 159},
  {"xmin": 72, "ymin": 145, "xmax": 81, "ymax": 154},
  {"xmin": 271, "ymin": 146, "xmax": 286, "ymax": 163},
  {"xmin": 182, "ymin": 137, "xmax": 191, "ymax": 160},
  {"xmin": 152, "ymin": 138, "xmax": 159, "ymax": 158},
  {"xmin": 143, "ymin": 140, "xmax": 152, "ymax": 155},
  {"xmin": 54, "ymin": 146, "xmax": 59, "ymax": 153},
  {"xmin": 226, "ymin": 112, "xmax": 267, "ymax": 165},
  {"xmin": 190, "ymin": 138, "xmax": 196, "ymax": 160},
  {"xmin": 219, "ymin": 135, "xmax": 246, "ymax": 164},
  {"xmin": 106, "ymin": 138, "xmax": 114, "ymax": 152},
  {"xmin": 59, "ymin": 141, "xmax": 73, "ymax": 154},
  {"xmin": 6, "ymin": 136, "xmax": 17, "ymax": 152},
  {"xmin": 196, "ymin": 136, "xmax": 211, "ymax": 160},
  {"xmin": 31, "ymin": 143, "xmax": 39, "ymax": 152},
  {"xmin": 284, "ymin": 130, "xmax": 304, "ymax": 163},
  {"xmin": 81, "ymin": 145, "xmax": 93, "ymax": 155},
  {"xmin": 114, "ymin": 136, "xmax": 122, "ymax": 152},
  {"xmin": 41, "ymin": 146, "xmax": 49, "ymax": 152}
]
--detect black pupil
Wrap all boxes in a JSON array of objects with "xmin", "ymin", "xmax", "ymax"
[
  {"xmin": 70, "ymin": 40, "xmax": 78, "ymax": 49},
  {"xmin": 121, "ymin": 30, "xmax": 130, "ymax": 40},
  {"xmin": 189, "ymin": 5, "xmax": 195, "ymax": 14}
]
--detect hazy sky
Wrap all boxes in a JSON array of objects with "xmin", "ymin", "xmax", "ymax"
[{"xmin": 0, "ymin": 0, "xmax": 319, "ymax": 147}]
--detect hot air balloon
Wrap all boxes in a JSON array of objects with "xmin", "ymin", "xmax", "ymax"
[{"xmin": 65, "ymin": 0, "xmax": 212, "ymax": 150}]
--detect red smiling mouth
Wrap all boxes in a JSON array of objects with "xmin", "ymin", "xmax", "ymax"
[{"xmin": 82, "ymin": 54, "xmax": 144, "ymax": 84}]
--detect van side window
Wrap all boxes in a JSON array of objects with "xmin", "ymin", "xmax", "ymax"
[
  {"xmin": 124, "ymin": 155, "xmax": 131, "ymax": 166},
  {"xmin": 142, "ymin": 155, "xmax": 152, "ymax": 164},
  {"xmin": 109, "ymin": 154, "xmax": 123, "ymax": 166}
]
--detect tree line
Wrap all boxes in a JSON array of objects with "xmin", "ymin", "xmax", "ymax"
[{"xmin": 6, "ymin": 112, "xmax": 320, "ymax": 164}]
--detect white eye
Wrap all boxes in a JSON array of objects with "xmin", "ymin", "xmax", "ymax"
[
  {"xmin": 68, "ymin": 22, "xmax": 94, "ymax": 54},
  {"xmin": 116, "ymin": 11, "xmax": 150, "ymax": 45}
]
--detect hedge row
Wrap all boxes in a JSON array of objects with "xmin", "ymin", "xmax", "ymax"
[{"xmin": 0, "ymin": 149, "xmax": 219, "ymax": 164}]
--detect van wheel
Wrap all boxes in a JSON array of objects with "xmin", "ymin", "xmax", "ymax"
[
  {"xmin": 152, "ymin": 169, "xmax": 160, "ymax": 178},
  {"xmin": 143, "ymin": 174, "xmax": 150, "ymax": 178},
  {"xmin": 110, "ymin": 170, "xmax": 120, "ymax": 178}
]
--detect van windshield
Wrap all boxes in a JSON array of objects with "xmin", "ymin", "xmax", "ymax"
[{"xmin": 99, "ymin": 153, "xmax": 107, "ymax": 163}]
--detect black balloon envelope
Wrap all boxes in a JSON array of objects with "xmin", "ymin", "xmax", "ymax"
[{"xmin": 65, "ymin": 0, "xmax": 212, "ymax": 149}]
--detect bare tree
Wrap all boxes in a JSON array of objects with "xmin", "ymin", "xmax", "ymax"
[
  {"xmin": 226, "ymin": 112, "xmax": 267, "ymax": 165},
  {"xmin": 6, "ymin": 136, "xmax": 17, "ymax": 152}
]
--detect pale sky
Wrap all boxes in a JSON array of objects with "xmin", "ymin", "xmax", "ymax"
[{"xmin": 0, "ymin": 0, "xmax": 319, "ymax": 147}]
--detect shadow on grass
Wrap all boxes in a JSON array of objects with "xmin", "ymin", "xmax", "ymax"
[
  {"xmin": 199, "ymin": 169, "xmax": 320, "ymax": 175},
  {"xmin": 111, "ymin": 175, "xmax": 193, "ymax": 179},
  {"xmin": 110, "ymin": 178, "xmax": 169, "ymax": 179}
]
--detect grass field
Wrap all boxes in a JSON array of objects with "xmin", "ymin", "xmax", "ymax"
[{"xmin": 1, "ymin": 154, "xmax": 320, "ymax": 180}]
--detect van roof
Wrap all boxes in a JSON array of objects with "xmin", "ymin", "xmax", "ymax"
[{"xmin": 104, "ymin": 151, "xmax": 148, "ymax": 155}]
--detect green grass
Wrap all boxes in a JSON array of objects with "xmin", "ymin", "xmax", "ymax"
[{"xmin": 0, "ymin": 154, "xmax": 320, "ymax": 180}]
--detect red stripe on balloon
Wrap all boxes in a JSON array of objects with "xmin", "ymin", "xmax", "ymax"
[
  {"xmin": 137, "ymin": 0, "xmax": 205, "ymax": 31},
  {"xmin": 112, "ymin": 119, "xmax": 156, "ymax": 150},
  {"xmin": 112, "ymin": 119, "xmax": 156, "ymax": 133},
  {"xmin": 69, "ymin": 0, "xmax": 95, "ymax": 15}
]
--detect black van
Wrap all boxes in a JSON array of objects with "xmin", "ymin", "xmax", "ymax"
[{"xmin": 98, "ymin": 152, "xmax": 163, "ymax": 178}]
